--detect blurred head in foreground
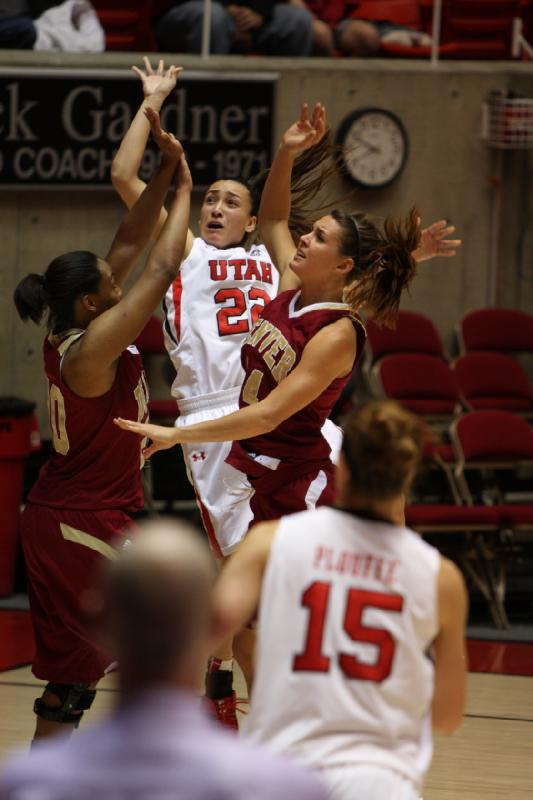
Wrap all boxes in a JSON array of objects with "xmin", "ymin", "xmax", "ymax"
[{"xmin": 99, "ymin": 519, "xmax": 217, "ymax": 694}]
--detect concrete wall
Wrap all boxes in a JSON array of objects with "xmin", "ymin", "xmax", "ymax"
[{"xmin": 1, "ymin": 51, "xmax": 532, "ymax": 429}]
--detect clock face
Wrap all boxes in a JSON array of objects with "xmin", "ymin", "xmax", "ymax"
[{"xmin": 336, "ymin": 108, "xmax": 409, "ymax": 189}]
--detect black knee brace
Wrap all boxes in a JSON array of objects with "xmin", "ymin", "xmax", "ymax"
[{"xmin": 34, "ymin": 682, "xmax": 96, "ymax": 726}]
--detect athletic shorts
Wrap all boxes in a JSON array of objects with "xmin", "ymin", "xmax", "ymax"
[
  {"xmin": 21, "ymin": 503, "xmax": 134, "ymax": 684},
  {"xmin": 176, "ymin": 388, "xmax": 254, "ymax": 559},
  {"xmin": 250, "ymin": 463, "xmax": 336, "ymax": 524},
  {"xmin": 321, "ymin": 764, "xmax": 420, "ymax": 800},
  {"xmin": 177, "ymin": 389, "xmax": 343, "ymax": 554},
  {"xmin": 246, "ymin": 418, "xmax": 341, "ymax": 524}
]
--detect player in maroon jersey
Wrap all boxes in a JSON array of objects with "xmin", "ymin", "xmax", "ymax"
[
  {"xmin": 114, "ymin": 102, "xmax": 444, "ymax": 521},
  {"xmin": 13, "ymin": 109, "xmax": 192, "ymax": 743}
]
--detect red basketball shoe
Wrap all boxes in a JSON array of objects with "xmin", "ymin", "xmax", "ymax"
[{"xmin": 202, "ymin": 691, "xmax": 238, "ymax": 730}]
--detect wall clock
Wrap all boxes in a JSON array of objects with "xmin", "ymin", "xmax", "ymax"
[{"xmin": 335, "ymin": 107, "xmax": 409, "ymax": 189}]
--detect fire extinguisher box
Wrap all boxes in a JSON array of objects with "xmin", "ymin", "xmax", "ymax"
[{"xmin": 0, "ymin": 397, "xmax": 41, "ymax": 597}]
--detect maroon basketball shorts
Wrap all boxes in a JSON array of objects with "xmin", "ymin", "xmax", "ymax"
[
  {"xmin": 250, "ymin": 463, "xmax": 336, "ymax": 524},
  {"xmin": 21, "ymin": 503, "xmax": 134, "ymax": 684}
]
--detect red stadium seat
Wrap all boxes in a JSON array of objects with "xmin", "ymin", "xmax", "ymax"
[
  {"xmin": 451, "ymin": 409, "xmax": 533, "ymax": 541},
  {"xmin": 365, "ymin": 311, "xmax": 447, "ymax": 364},
  {"xmin": 373, "ymin": 354, "xmax": 462, "ymax": 420},
  {"xmin": 351, "ymin": 0, "xmax": 531, "ymax": 59},
  {"xmin": 452, "ymin": 409, "xmax": 533, "ymax": 462},
  {"xmin": 407, "ymin": 0, "xmax": 530, "ymax": 59},
  {"xmin": 352, "ymin": 0, "xmax": 422, "ymax": 27},
  {"xmin": 91, "ymin": 0, "xmax": 156, "ymax": 51},
  {"xmin": 409, "ymin": 410, "xmax": 533, "ymax": 627},
  {"xmin": 458, "ymin": 307, "xmax": 533, "ymax": 354},
  {"xmin": 406, "ymin": 503, "xmax": 501, "ymax": 529},
  {"xmin": 438, "ymin": 0, "xmax": 525, "ymax": 58},
  {"xmin": 452, "ymin": 352, "xmax": 533, "ymax": 415}
]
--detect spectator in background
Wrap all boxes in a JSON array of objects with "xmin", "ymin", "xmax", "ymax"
[
  {"xmin": 0, "ymin": 0, "xmax": 105, "ymax": 51},
  {"xmin": 293, "ymin": 0, "xmax": 431, "ymax": 57},
  {"xmin": 152, "ymin": 0, "xmax": 313, "ymax": 56},
  {"xmin": 0, "ymin": 520, "xmax": 327, "ymax": 800},
  {"xmin": 0, "ymin": 0, "xmax": 37, "ymax": 47}
]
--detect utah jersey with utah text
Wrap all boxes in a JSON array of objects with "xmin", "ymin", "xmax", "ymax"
[
  {"xmin": 28, "ymin": 330, "xmax": 148, "ymax": 512},
  {"xmin": 245, "ymin": 506, "xmax": 440, "ymax": 791},
  {"xmin": 163, "ymin": 238, "xmax": 278, "ymax": 401}
]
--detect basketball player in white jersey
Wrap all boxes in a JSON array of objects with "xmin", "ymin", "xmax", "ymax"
[
  {"xmin": 112, "ymin": 59, "xmax": 280, "ymax": 560},
  {"xmin": 214, "ymin": 400, "xmax": 467, "ymax": 799}
]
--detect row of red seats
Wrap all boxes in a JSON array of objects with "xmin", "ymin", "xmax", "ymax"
[
  {"xmin": 374, "ymin": 351, "xmax": 533, "ymax": 420},
  {"xmin": 406, "ymin": 407, "xmax": 533, "ymax": 628},
  {"xmin": 91, "ymin": 0, "xmax": 533, "ymax": 58},
  {"xmin": 365, "ymin": 307, "xmax": 533, "ymax": 421},
  {"xmin": 362, "ymin": 0, "xmax": 533, "ymax": 59},
  {"xmin": 366, "ymin": 307, "xmax": 533, "ymax": 361}
]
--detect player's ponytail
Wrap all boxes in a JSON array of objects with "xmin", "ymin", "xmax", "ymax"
[
  {"xmin": 342, "ymin": 400, "xmax": 422, "ymax": 501},
  {"xmin": 14, "ymin": 250, "xmax": 101, "ymax": 333},
  {"xmin": 14, "ymin": 273, "xmax": 49, "ymax": 324},
  {"xmin": 335, "ymin": 207, "xmax": 420, "ymax": 327}
]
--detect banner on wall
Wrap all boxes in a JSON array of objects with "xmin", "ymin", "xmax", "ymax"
[{"xmin": 0, "ymin": 68, "xmax": 277, "ymax": 189}]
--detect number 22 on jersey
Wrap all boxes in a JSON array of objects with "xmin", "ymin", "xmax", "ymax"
[
  {"xmin": 293, "ymin": 581, "xmax": 404, "ymax": 682},
  {"xmin": 214, "ymin": 287, "xmax": 271, "ymax": 336}
]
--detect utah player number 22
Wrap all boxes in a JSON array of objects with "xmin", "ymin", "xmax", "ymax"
[
  {"xmin": 293, "ymin": 581, "xmax": 404, "ymax": 682},
  {"xmin": 214, "ymin": 287, "xmax": 271, "ymax": 337}
]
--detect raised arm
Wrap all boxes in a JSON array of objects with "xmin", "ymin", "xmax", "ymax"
[
  {"xmin": 105, "ymin": 106, "xmax": 184, "ymax": 287},
  {"xmin": 432, "ymin": 557, "xmax": 468, "ymax": 734},
  {"xmin": 258, "ymin": 103, "xmax": 326, "ymax": 289},
  {"xmin": 67, "ymin": 112, "xmax": 192, "ymax": 391},
  {"xmin": 115, "ymin": 316, "xmax": 356, "ymax": 455},
  {"xmin": 111, "ymin": 57, "xmax": 194, "ymax": 254}
]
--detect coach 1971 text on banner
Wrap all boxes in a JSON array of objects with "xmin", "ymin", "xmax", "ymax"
[{"xmin": 0, "ymin": 69, "xmax": 277, "ymax": 189}]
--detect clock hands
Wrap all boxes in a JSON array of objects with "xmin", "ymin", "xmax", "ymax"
[{"xmin": 351, "ymin": 134, "xmax": 381, "ymax": 155}]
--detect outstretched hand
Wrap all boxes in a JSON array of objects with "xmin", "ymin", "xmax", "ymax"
[
  {"xmin": 114, "ymin": 418, "xmax": 180, "ymax": 460},
  {"xmin": 282, "ymin": 102, "xmax": 327, "ymax": 153},
  {"xmin": 132, "ymin": 56, "xmax": 182, "ymax": 100},
  {"xmin": 414, "ymin": 219, "xmax": 462, "ymax": 263},
  {"xmin": 144, "ymin": 106, "xmax": 183, "ymax": 163}
]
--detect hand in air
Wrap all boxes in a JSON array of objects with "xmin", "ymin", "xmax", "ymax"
[
  {"xmin": 282, "ymin": 103, "xmax": 327, "ymax": 153},
  {"xmin": 144, "ymin": 107, "xmax": 183, "ymax": 163},
  {"xmin": 131, "ymin": 57, "xmax": 182, "ymax": 100},
  {"xmin": 414, "ymin": 219, "xmax": 462, "ymax": 263},
  {"xmin": 114, "ymin": 418, "xmax": 180, "ymax": 460}
]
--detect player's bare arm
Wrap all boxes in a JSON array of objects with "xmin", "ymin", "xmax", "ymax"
[
  {"xmin": 258, "ymin": 102, "xmax": 326, "ymax": 288},
  {"xmin": 104, "ymin": 108, "xmax": 183, "ymax": 287},
  {"xmin": 432, "ymin": 556, "xmax": 468, "ymax": 734},
  {"xmin": 111, "ymin": 57, "xmax": 194, "ymax": 255},
  {"xmin": 210, "ymin": 521, "xmax": 278, "ymax": 648},
  {"xmin": 114, "ymin": 317, "xmax": 356, "ymax": 457},
  {"xmin": 66, "ymin": 114, "xmax": 191, "ymax": 395}
]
